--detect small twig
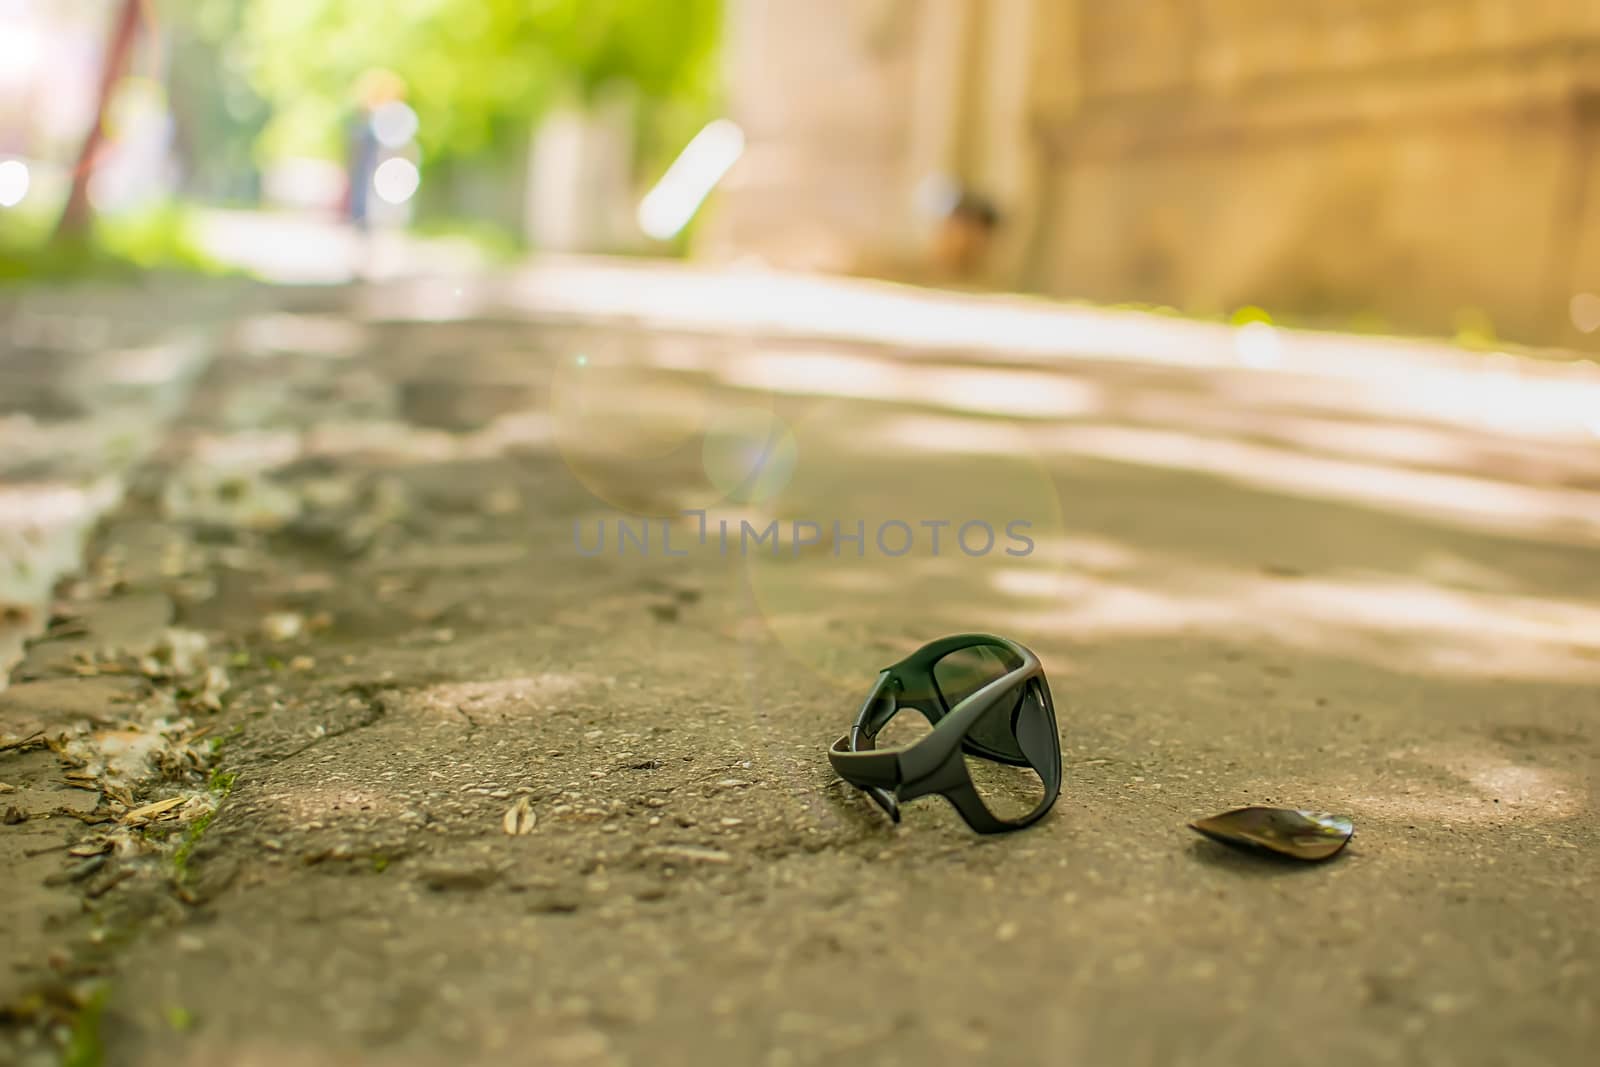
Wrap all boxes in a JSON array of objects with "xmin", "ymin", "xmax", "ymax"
[
  {"xmin": 86, "ymin": 867, "xmax": 135, "ymax": 899},
  {"xmin": 0, "ymin": 731, "xmax": 44, "ymax": 754}
]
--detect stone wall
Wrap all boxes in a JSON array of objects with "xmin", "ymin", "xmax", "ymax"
[{"xmin": 712, "ymin": 0, "xmax": 1600, "ymax": 347}]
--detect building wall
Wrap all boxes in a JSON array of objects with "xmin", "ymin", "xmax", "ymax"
[
  {"xmin": 703, "ymin": 0, "xmax": 924, "ymax": 271},
  {"xmin": 712, "ymin": 0, "xmax": 1600, "ymax": 347},
  {"xmin": 1040, "ymin": 0, "xmax": 1600, "ymax": 344}
]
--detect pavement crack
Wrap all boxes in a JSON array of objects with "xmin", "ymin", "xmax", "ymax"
[{"xmin": 267, "ymin": 684, "xmax": 392, "ymax": 764}]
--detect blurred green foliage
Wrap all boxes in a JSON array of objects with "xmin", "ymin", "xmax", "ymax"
[
  {"xmin": 168, "ymin": 0, "xmax": 271, "ymax": 203},
  {"xmin": 0, "ymin": 203, "xmax": 226, "ymax": 285},
  {"xmin": 213, "ymin": 0, "xmax": 721, "ymax": 166}
]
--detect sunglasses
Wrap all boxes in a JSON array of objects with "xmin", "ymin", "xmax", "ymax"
[{"xmin": 829, "ymin": 634, "xmax": 1062, "ymax": 834}]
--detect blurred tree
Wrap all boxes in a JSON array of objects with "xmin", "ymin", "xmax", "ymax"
[
  {"xmin": 55, "ymin": 0, "xmax": 145, "ymax": 240},
  {"xmin": 235, "ymin": 0, "xmax": 721, "ymax": 167},
  {"xmin": 43, "ymin": 0, "xmax": 719, "ymax": 250},
  {"xmin": 168, "ymin": 0, "xmax": 271, "ymax": 203}
]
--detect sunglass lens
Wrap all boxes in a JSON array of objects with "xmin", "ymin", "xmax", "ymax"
[
  {"xmin": 963, "ymin": 681, "xmax": 1056, "ymax": 820},
  {"xmin": 932, "ymin": 644, "xmax": 1025, "ymax": 759}
]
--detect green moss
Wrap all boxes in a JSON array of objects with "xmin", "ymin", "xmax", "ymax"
[
  {"xmin": 61, "ymin": 985, "xmax": 108, "ymax": 1067},
  {"xmin": 163, "ymin": 1005, "xmax": 195, "ymax": 1034},
  {"xmin": 172, "ymin": 767, "xmax": 237, "ymax": 881},
  {"xmin": 170, "ymin": 811, "xmax": 215, "ymax": 880}
]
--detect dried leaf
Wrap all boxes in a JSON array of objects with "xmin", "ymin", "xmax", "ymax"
[
  {"xmin": 260, "ymin": 612, "xmax": 305, "ymax": 642},
  {"xmin": 121, "ymin": 796, "xmax": 185, "ymax": 824},
  {"xmin": 502, "ymin": 796, "xmax": 537, "ymax": 836},
  {"xmin": 0, "ymin": 731, "xmax": 44, "ymax": 754},
  {"xmin": 47, "ymin": 734, "xmax": 87, "ymax": 766},
  {"xmin": 1189, "ymin": 806, "xmax": 1354, "ymax": 862},
  {"xmin": 52, "ymin": 807, "xmax": 112, "ymax": 824},
  {"xmin": 644, "ymin": 845, "xmax": 732, "ymax": 866}
]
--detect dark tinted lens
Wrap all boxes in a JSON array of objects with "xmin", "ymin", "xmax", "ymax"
[
  {"xmin": 932, "ymin": 644, "xmax": 1021, "ymax": 706},
  {"xmin": 859, "ymin": 687, "xmax": 898, "ymax": 739},
  {"xmin": 964, "ymin": 750, "xmax": 1045, "ymax": 819},
  {"xmin": 963, "ymin": 681, "xmax": 1057, "ymax": 821},
  {"xmin": 933, "ymin": 644, "xmax": 1025, "ymax": 760},
  {"xmin": 875, "ymin": 703, "xmax": 934, "ymax": 748}
]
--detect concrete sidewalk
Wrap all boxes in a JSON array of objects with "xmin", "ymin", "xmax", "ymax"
[{"xmin": 1, "ymin": 270, "xmax": 1596, "ymax": 1066}]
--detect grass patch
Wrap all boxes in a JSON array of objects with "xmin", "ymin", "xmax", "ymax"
[{"xmin": 0, "ymin": 203, "xmax": 231, "ymax": 287}]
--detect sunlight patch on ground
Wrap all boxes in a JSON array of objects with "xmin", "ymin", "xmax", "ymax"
[
  {"xmin": 718, "ymin": 347, "xmax": 1102, "ymax": 419},
  {"xmin": 0, "ymin": 479, "xmax": 123, "ymax": 607},
  {"xmin": 195, "ymin": 210, "xmax": 489, "ymax": 286},
  {"xmin": 358, "ymin": 276, "xmax": 495, "ymax": 321},
  {"xmin": 867, "ymin": 414, "xmax": 1054, "ymax": 456},
  {"xmin": 1038, "ymin": 424, "xmax": 1600, "ymax": 542},
  {"xmin": 183, "ymin": 429, "xmax": 302, "ymax": 471},
  {"xmin": 992, "ymin": 549, "xmax": 1600, "ymax": 681},
  {"xmin": 299, "ymin": 422, "xmax": 455, "ymax": 463},
  {"xmin": 506, "ymin": 258, "xmax": 1600, "ymax": 442},
  {"xmin": 1348, "ymin": 747, "xmax": 1581, "ymax": 826},
  {"xmin": 1124, "ymin": 391, "xmax": 1481, "ymax": 470},
  {"xmin": 235, "ymin": 313, "xmax": 368, "ymax": 359}
]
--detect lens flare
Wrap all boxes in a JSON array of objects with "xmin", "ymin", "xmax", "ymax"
[
  {"xmin": 1570, "ymin": 293, "xmax": 1600, "ymax": 334},
  {"xmin": 549, "ymin": 338, "xmax": 774, "ymax": 515},
  {"xmin": 740, "ymin": 398, "xmax": 1068, "ymax": 690},
  {"xmin": 701, "ymin": 407, "xmax": 797, "ymax": 504},
  {"xmin": 1235, "ymin": 321, "xmax": 1282, "ymax": 368},
  {"xmin": 0, "ymin": 25, "xmax": 42, "ymax": 88},
  {"xmin": 373, "ymin": 157, "xmax": 420, "ymax": 204},
  {"xmin": 0, "ymin": 159, "xmax": 29, "ymax": 208},
  {"xmin": 372, "ymin": 101, "xmax": 418, "ymax": 148},
  {"xmin": 638, "ymin": 120, "xmax": 745, "ymax": 241}
]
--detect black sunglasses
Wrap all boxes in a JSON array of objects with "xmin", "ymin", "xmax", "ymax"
[{"xmin": 829, "ymin": 634, "xmax": 1062, "ymax": 834}]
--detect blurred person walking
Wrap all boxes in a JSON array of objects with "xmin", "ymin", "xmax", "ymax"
[{"xmin": 342, "ymin": 69, "xmax": 407, "ymax": 233}]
